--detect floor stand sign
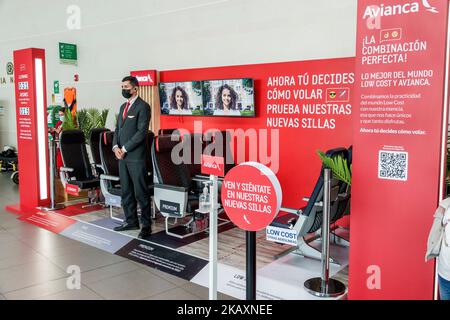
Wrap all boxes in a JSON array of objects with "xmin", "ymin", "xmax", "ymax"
[
  {"xmin": 351, "ymin": 0, "xmax": 450, "ymax": 299},
  {"xmin": 201, "ymin": 155, "xmax": 225, "ymax": 300},
  {"xmin": 209, "ymin": 174, "xmax": 219, "ymax": 300},
  {"xmin": 246, "ymin": 230, "xmax": 257, "ymax": 300},
  {"xmin": 6, "ymin": 48, "xmax": 50, "ymax": 214},
  {"xmin": 304, "ymin": 169, "xmax": 346, "ymax": 297},
  {"xmin": 221, "ymin": 162, "xmax": 282, "ymax": 300}
]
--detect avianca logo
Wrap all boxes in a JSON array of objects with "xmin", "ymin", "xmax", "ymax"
[
  {"xmin": 135, "ymin": 74, "xmax": 154, "ymax": 84},
  {"xmin": 204, "ymin": 161, "xmax": 220, "ymax": 169},
  {"xmin": 363, "ymin": 1, "xmax": 438, "ymax": 19}
]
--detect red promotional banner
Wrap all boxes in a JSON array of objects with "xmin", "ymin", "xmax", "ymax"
[
  {"xmin": 10, "ymin": 48, "xmax": 50, "ymax": 212},
  {"xmin": 201, "ymin": 155, "xmax": 225, "ymax": 177},
  {"xmin": 221, "ymin": 162, "xmax": 282, "ymax": 231},
  {"xmin": 130, "ymin": 70, "xmax": 157, "ymax": 86},
  {"xmin": 350, "ymin": 0, "xmax": 449, "ymax": 299}
]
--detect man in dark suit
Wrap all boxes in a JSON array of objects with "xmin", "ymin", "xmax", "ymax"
[{"xmin": 112, "ymin": 76, "xmax": 152, "ymax": 238}]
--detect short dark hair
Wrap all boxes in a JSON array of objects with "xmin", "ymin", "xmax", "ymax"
[
  {"xmin": 59, "ymin": 107, "xmax": 66, "ymax": 113},
  {"xmin": 122, "ymin": 76, "xmax": 139, "ymax": 87}
]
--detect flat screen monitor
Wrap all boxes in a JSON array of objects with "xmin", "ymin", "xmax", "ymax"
[
  {"xmin": 203, "ymin": 78, "xmax": 255, "ymax": 117},
  {"xmin": 159, "ymin": 81, "xmax": 204, "ymax": 116}
]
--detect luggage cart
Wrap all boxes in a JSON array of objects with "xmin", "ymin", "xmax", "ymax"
[{"xmin": 0, "ymin": 155, "xmax": 19, "ymax": 185}]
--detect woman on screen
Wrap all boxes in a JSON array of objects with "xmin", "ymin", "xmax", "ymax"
[
  {"xmin": 169, "ymin": 86, "xmax": 192, "ymax": 115},
  {"xmin": 214, "ymin": 84, "xmax": 241, "ymax": 116}
]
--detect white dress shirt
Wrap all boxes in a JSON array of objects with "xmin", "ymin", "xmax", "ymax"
[{"xmin": 113, "ymin": 95, "xmax": 139, "ymax": 153}]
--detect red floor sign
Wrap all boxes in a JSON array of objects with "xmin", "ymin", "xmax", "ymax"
[{"xmin": 221, "ymin": 162, "xmax": 282, "ymax": 231}]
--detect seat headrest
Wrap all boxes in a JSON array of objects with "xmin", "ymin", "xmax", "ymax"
[
  {"xmin": 60, "ymin": 130, "xmax": 85, "ymax": 144},
  {"xmin": 146, "ymin": 131, "xmax": 155, "ymax": 142},
  {"xmin": 90, "ymin": 128, "xmax": 108, "ymax": 141},
  {"xmin": 102, "ymin": 131, "xmax": 114, "ymax": 146},
  {"xmin": 158, "ymin": 128, "xmax": 178, "ymax": 136},
  {"xmin": 347, "ymin": 145, "xmax": 353, "ymax": 165},
  {"xmin": 156, "ymin": 135, "xmax": 181, "ymax": 152}
]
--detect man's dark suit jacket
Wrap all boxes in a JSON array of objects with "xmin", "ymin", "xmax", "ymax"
[{"xmin": 113, "ymin": 96, "xmax": 151, "ymax": 162}]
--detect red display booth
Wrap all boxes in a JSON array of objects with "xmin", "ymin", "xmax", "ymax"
[
  {"xmin": 4, "ymin": 1, "xmax": 450, "ymax": 298},
  {"xmin": 6, "ymin": 48, "xmax": 50, "ymax": 213}
]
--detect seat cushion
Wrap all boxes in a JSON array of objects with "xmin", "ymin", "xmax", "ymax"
[
  {"xmin": 108, "ymin": 184, "xmax": 153, "ymax": 197},
  {"xmin": 72, "ymin": 179, "xmax": 100, "ymax": 189}
]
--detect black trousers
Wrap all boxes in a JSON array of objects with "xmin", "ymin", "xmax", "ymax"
[{"xmin": 118, "ymin": 160, "xmax": 151, "ymax": 228}]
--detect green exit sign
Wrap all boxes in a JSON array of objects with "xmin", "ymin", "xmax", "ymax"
[
  {"xmin": 54, "ymin": 80, "xmax": 60, "ymax": 94},
  {"xmin": 59, "ymin": 42, "xmax": 77, "ymax": 65}
]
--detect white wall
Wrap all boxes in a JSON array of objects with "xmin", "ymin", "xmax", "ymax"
[{"xmin": 0, "ymin": 0, "xmax": 357, "ymax": 147}]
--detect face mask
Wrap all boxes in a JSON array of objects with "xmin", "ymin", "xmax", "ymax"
[
  {"xmin": 122, "ymin": 89, "xmax": 133, "ymax": 99},
  {"xmin": 59, "ymin": 115, "xmax": 65, "ymax": 122}
]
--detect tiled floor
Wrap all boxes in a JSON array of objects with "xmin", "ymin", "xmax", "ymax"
[{"xmin": 0, "ymin": 172, "xmax": 225, "ymax": 300}]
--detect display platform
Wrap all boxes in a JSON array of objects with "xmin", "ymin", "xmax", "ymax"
[{"xmin": 9, "ymin": 199, "xmax": 349, "ymax": 300}]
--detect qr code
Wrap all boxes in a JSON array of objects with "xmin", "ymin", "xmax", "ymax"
[{"xmin": 378, "ymin": 150, "xmax": 408, "ymax": 181}]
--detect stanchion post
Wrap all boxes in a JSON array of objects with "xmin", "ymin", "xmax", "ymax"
[
  {"xmin": 246, "ymin": 231, "xmax": 256, "ymax": 300},
  {"xmin": 304, "ymin": 168, "xmax": 346, "ymax": 297},
  {"xmin": 209, "ymin": 175, "xmax": 218, "ymax": 300},
  {"xmin": 42, "ymin": 137, "xmax": 65, "ymax": 212},
  {"xmin": 322, "ymin": 168, "xmax": 331, "ymax": 290}
]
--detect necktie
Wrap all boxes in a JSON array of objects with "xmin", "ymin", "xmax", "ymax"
[{"xmin": 122, "ymin": 101, "xmax": 130, "ymax": 121}]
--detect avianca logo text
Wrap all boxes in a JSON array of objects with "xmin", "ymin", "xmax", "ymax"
[
  {"xmin": 204, "ymin": 161, "xmax": 219, "ymax": 169},
  {"xmin": 363, "ymin": 1, "xmax": 438, "ymax": 19},
  {"xmin": 135, "ymin": 74, "xmax": 154, "ymax": 84}
]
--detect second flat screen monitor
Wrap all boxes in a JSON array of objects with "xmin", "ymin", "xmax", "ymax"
[{"xmin": 203, "ymin": 78, "xmax": 255, "ymax": 117}]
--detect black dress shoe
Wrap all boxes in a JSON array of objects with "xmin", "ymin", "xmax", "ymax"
[
  {"xmin": 138, "ymin": 226, "xmax": 152, "ymax": 239},
  {"xmin": 113, "ymin": 223, "xmax": 140, "ymax": 232}
]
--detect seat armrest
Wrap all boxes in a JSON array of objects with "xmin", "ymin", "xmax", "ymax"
[
  {"xmin": 193, "ymin": 174, "xmax": 224, "ymax": 182},
  {"xmin": 338, "ymin": 192, "xmax": 350, "ymax": 199},
  {"xmin": 60, "ymin": 167, "xmax": 74, "ymax": 173},
  {"xmin": 192, "ymin": 175, "xmax": 209, "ymax": 183},
  {"xmin": 100, "ymin": 174, "xmax": 120, "ymax": 182},
  {"xmin": 154, "ymin": 183, "xmax": 188, "ymax": 193},
  {"xmin": 280, "ymin": 206, "xmax": 303, "ymax": 216},
  {"xmin": 270, "ymin": 220, "xmax": 295, "ymax": 229},
  {"xmin": 301, "ymin": 197, "xmax": 323, "ymax": 207}
]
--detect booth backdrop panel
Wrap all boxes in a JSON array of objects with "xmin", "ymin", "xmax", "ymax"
[
  {"xmin": 159, "ymin": 58, "xmax": 354, "ymax": 209},
  {"xmin": 350, "ymin": 0, "xmax": 449, "ymax": 299}
]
